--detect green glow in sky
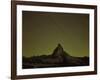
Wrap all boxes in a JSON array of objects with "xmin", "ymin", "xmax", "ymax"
[{"xmin": 22, "ymin": 11, "xmax": 89, "ymax": 57}]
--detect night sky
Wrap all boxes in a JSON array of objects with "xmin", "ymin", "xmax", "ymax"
[{"xmin": 22, "ymin": 11, "xmax": 89, "ymax": 57}]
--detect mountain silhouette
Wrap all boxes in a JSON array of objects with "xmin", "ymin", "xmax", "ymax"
[{"xmin": 23, "ymin": 44, "xmax": 89, "ymax": 69}]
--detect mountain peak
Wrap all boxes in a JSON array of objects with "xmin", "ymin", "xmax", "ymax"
[
  {"xmin": 58, "ymin": 43, "xmax": 63, "ymax": 48},
  {"xmin": 52, "ymin": 43, "xmax": 64, "ymax": 57}
]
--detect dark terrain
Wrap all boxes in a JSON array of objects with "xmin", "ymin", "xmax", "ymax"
[{"xmin": 22, "ymin": 44, "xmax": 89, "ymax": 69}]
